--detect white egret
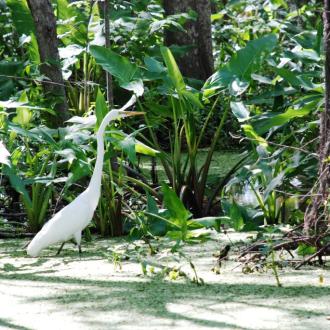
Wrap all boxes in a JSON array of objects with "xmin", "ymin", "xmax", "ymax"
[{"xmin": 27, "ymin": 96, "xmax": 143, "ymax": 257}]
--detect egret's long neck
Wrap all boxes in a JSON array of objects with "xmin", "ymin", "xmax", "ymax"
[
  {"xmin": 88, "ymin": 113, "xmax": 114, "ymax": 197},
  {"xmin": 88, "ymin": 95, "xmax": 137, "ymax": 199}
]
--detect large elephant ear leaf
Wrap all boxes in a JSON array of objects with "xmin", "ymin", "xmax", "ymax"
[
  {"xmin": 90, "ymin": 46, "xmax": 144, "ymax": 95},
  {"xmin": 203, "ymin": 34, "xmax": 278, "ymax": 98}
]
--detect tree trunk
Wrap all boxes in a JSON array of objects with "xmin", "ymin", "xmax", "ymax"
[
  {"xmin": 103, "ymin": 0, "xmax": 114, "ymax": 105},
  {"xmin": 163, "ymin": 0, "xmax": 214, "ymax": 80},
  {"xmin": 27, "ymin": 0, "xmax": 69, "ymax": 127},
  {"xmin": 304, "ymin": 0, "xmax": 330, "ymax": 233}
]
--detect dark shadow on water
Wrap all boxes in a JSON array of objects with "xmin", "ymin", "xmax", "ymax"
[{"xmin": 0, "ymin": 271, "xmax": 329, "ymax": 330}]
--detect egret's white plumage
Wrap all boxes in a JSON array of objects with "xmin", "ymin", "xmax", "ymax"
[{"xmin": 27, "ymin": 96, "xmax": 141, "ymax": 257}]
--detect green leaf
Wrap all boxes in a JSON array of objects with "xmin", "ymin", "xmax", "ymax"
[
  {"xmin": 229, "ymin": 79, "xmax": 249, "ymax": 96},
  {"xmin": 230, "ymin": 202, "xmax": 245, "ymax": 231},
  {"xmin": 3, "ymin": 166, "xmax": 32, "ymax": 208},
  {"xmin": 95, "ymin": 89, "xmax": 108, "ymax": 130},
  {"xmin": 160, "ymin": 46, "xmax": 186, "ymax": 92},
  {"xmin": 135, "ymin": 141, "xmax": 160, "ymax": 157},
  {"xmin": 188, "ymin": 216, "xmax": 230, "ymax": 231},
  {"xmin": 0, "ymin": 61, "xmax": 23, "ymax": 100},
  {"xmin": 242, "ymin": 124, "xmax": 268, "ymax": 148},
  {"xmin": 13, "ymin": 91, "xmax": 32, "ymax": 127},
  {"xmin": 146, "ymin": 194, "xmax": 167, "ymax": 236},
  {"xmin": 297, "ymin": 243, "xmax": 317, "ymax": 256},
  {"xmin": 273, "ymin": 67, "xmax": 314, "ymax": 90},
  {"xmin": 90, "ymin": 45, "xmax": 141, "ymax": 84},
  {"xmin": 252, "ymin": 103, "xmax": 315, "ymax": 135},
  {"xmin": 144, "ymin": 56, "xmax": 166, "ymax": 73},
  {"xmin": 263, "ymin": 171, "xmax": 285, "ymax": 200},
  {"xmin": 147, "ymin": 193, "xmax": 159, "ymax": 215},
  {"xmin": 231, "ymin": 101, "xmax": 250, "ymax": 122},
  {"xmin": 28, "ymin": 33, "xmax": 40, "ymax": 64},
  {"xmin": 161, "ymin": 182, "xmax": 191, "ymax": 234},
  {"xmin": 203, "ymin": 34, "xmax": 277, "ymax": 97},
  {"xmin": 119, "ymin": 136, "xmax": 137, "ymax": 164},
  {"xmin": 6, "ymin": 0, "xmax": 34, "ymax": 35},
  {"xmin": 57, "ymin": 0, "xmax": 88, "ymax": 46}
]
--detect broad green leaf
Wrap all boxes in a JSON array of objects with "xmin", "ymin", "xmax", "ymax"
[
  {"xmin": 252, "ymin": 103, "xmax": 315, "ymax": 135},
  {"xmin": 160, "ymin": 46, "xmax": 186, "ymax": 92},
  {"xmin": 203, "ymin": 34, "xmax": 277, "ymax": 98},
  {"xmin": 6, "ymin": 0, "xmax": 34, "ymax": 35},
  {"xmin": 146, "ymin": 193, "xmax": 167, "ymax": 236},
  {"xmin": 90, "ymin": 45, "xmax": 140, "ymax": 84},
  {"xmin": 161, "ymin": 182, "xmax": 191, "ymax": 226},
  {"xmin": 144, "ymin": 56, "xmax": 166, "ymax": 73},
  {"xmin": 286, "ymin": 49, "xmax": 320, "ymax": 62},
  {"xmin": 231, "ymin": 102, "xmax": 250, "ymax": 122},
  {"xmin": 229, "ymin": 79, "xmax": 249, "ymax": 96},
  {"xmin": 273, "ymin": 67, "xmax": 314, "ymax": 90},
  {"xmin": 230, "ymin": 202, "xmax": 245, "ymax": 231}
]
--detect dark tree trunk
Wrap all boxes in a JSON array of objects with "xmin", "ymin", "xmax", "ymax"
[
  {"xmin": 27, "ymin": 0, "xmax": 69, "ymax": 127},
  {"xmin": 103, "ymin": 0, "xmax": 114, "ymax": 105},
  {"xmin": 163, "ymin": 0, "xmax": 214, "ymax": 80},
  {"xmin": 304, "ymin": 0, "xmax": 330, "ymax": 233}
]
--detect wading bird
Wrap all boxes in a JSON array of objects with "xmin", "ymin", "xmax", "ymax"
[{"xmin": 27, "ymin": 96, "xmax": 142, "ymax": 257}]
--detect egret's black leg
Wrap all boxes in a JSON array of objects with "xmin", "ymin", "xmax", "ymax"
[
  {"xmin": 78, "ymin": 245, "xmax": 82, "ymax": 254},
  {"xmin": 56, "ymin": 242, "xmax": 65, "ymax": 255}
]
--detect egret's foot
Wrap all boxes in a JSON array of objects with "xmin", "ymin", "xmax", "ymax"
[{"xmin": 56, "ymin": 242, "xmax": 65, "ymax": 256}]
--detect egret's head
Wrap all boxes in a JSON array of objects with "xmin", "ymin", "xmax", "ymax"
[{"xmin": 112, "ymin": 110, "xmax": 144, "ymax": 120}]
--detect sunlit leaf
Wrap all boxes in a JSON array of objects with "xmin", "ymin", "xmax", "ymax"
[
  {"xmin": 231, "ymin": 102, "xmax": 250, "ymax": 122},
  {"xmin": 160, "ymin": 46, "xmax": 186, "ymax": 92},
  {"xmin": 203, "ymin": 34, "xmax": 277, "ymax": 98}
]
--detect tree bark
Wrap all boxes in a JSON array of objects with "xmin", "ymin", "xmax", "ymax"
[
  {"xmin": 163, "ymin": 0, "xmax": 214, "ymax": 80},
  {"xmin": 103, "ymin": 0, "xmax": 114, "ymax": 105},
  {"xmin": 27, "ymin": 0, "xmax": 69, "ymax": 127},
  {"xmin": 304, "ymin": 0, "xmax": 330, "ymax": 233}
]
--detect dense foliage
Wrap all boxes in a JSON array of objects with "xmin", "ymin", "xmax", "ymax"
[{"xmin": 0, "ymin": 0, "xmax": 326, "ymax": 250}]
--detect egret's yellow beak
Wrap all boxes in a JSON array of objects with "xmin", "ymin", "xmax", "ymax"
[{"xmin": 121, "ymin": 111, "xmax": 145, "ymax": 117}]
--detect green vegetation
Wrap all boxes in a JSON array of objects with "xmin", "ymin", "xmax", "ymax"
[{"xmin": 0, "ymin": 1, "xmax": 329, "ymax": 327}]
